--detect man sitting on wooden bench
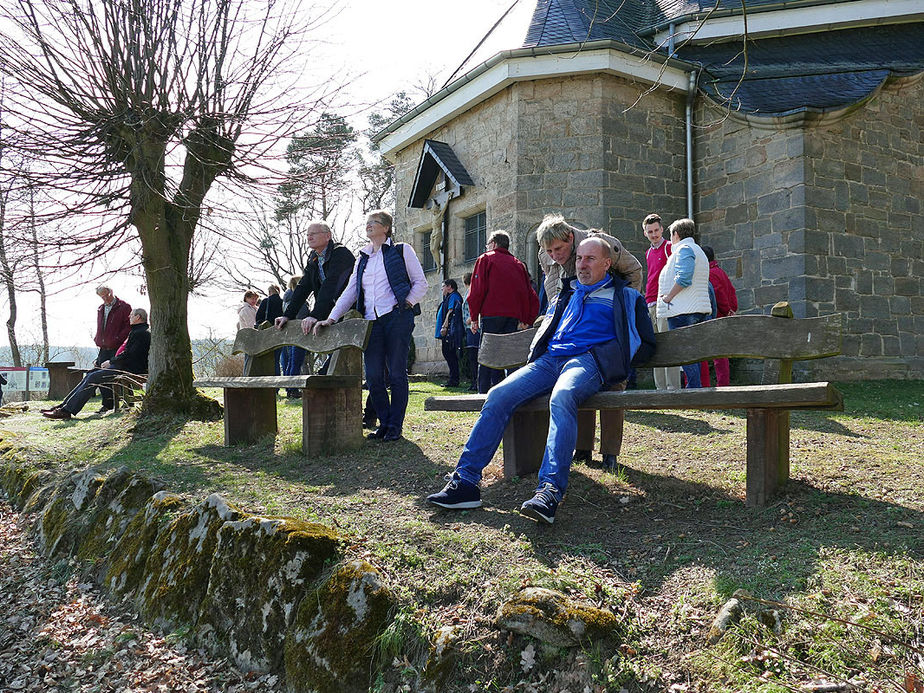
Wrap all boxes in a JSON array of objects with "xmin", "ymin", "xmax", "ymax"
[
  {"xmin": 42, "ymin": 308, "xmax": 150, "ymax": 420},
  {"xmin": 427, "ymin": 238, "xmax": 656, "ymax": 524}
]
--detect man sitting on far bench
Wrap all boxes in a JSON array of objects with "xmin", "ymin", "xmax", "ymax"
[{"xmin": 427, "ymin": 238, "xmax": 655, "ymax": 524}]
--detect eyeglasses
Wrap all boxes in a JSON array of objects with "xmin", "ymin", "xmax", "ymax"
[{"xmin": 367, "ymin": 220, "xmax": 384, "ymax": 227}]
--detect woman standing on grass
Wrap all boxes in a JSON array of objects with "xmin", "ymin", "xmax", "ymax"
[{"xmin": 313, "ymin": 210, "xmax": 427, "ymax": 442}]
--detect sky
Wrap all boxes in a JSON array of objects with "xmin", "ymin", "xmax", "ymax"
[{"xmin": 0, "ymin": 0, "xmax": 532, "ymax": 353}]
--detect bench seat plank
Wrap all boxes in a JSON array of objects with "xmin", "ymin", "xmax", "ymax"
[
  {"xmin": 425, "ymin": 382, "xmax": 843, "ymax": 413},
  {"xmin": 194, "ymin": 375, "xmax": 359, "ymax": 389}
]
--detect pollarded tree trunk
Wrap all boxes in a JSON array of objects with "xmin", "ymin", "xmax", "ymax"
[{"xmin": 132, "ymin": 125, "xmax": 228, "ymax": 419}]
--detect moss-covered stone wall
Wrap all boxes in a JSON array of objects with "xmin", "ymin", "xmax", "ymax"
[{"xmin": 0, "ymin": 450, "xmax": 398, "ymax": 693}]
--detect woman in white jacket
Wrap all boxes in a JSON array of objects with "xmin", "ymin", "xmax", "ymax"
[{"xmin": 656, "ymin": 218, "xmax": 711, "ymax": 388}]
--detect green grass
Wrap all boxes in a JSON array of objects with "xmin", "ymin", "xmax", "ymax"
[{"xmin": 2, "ymin": 379, "xmax": 922, "ymax": 691}]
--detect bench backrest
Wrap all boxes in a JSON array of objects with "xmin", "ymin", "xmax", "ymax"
[
  {"xmin": 479, "ymin": 302, "xmax": 842, "ymax": 385},
  {"xmin": 233, "ymin": 318, "xmax": 372, "ymax": 377}
]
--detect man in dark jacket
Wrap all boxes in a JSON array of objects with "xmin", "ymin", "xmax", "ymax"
[
  {"xmin": 274, "ymin": 221, "xmax": 355, "ymax": 389},
  {"xmin": 274, "ymin": 221, "xmax": 355, "ymax": 332},
  {"xmin": 427, "ymin": 238, "xmax": 655, "ymax": 525},
  {"xmin": 43, "ymin": 308, "xmax": 150, "ymax": 420}
]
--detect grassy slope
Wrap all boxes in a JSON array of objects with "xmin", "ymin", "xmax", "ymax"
[{"xmin": 2, "ymin": 379, "xmax": 922, "ymax": 691}]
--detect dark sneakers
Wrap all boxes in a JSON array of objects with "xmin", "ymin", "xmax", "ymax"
[
  {"xmin": 602, "ymin": 454, "xmax": 618, "ymax": 471},
  {"xmin": 572, "ymin": 449, "xmax": 592, "ymax": 463},
  {"xmin": 520, "ymin": 484, "xmax": 560, "ymax": 524},
  {"xmin": 427, "ymin": 472, "xmax": 482, "ymax": 509}
]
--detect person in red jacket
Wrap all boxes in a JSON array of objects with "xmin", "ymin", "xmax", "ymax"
[
  {"xmin": 93, "ymin": 285, "xmax": 132, "ymax": 412},
  {"xmin": 699, "ymin": 246, "xmax": 739, "ymax": 387},
  {"xmin": 467, "ymin": 230, "xmax": 540, "ymax": 393}
]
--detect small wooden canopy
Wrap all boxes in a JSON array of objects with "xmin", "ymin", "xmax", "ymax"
[{"xmin": 408, "ymin": 140, "xmax": 475, "ymax": 208}]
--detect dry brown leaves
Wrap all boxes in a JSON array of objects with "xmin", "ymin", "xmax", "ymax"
[{"xmin": 0, "ymin": 500, "xmax": 284, "ymax": 693}]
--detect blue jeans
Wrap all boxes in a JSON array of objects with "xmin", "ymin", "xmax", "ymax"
[
  {"xmin": 456, "ymin": 351, "xmax": 603, "ymax": 499},
  {"xmin": 667, "ymin": 312, "xmax": 710, "ymax": 388},
  {"xmin": 364, "ymin": 307, "xmax": 414, "ymax": 436},
  {"xmin": 62, "ymin": 367, "xmax": 120, "ymax": 414},
  {"xmin": 284, "ymin": 346, "xmax": 306, "ymax": 397}
]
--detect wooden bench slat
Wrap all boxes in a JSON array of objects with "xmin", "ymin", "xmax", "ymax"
[
  {"xmin": 477, "ymin": 313, "xmax": 842, "ymax": 370},
  {"xmin": 425, "ymin": 382, "xmax": 843, "ymax": 412},
  {"xmin": 646, "ymin": 313, "xmax": 842, "ymax": 366},
  {"xmin": 232, "ymin": 318, "xmax": 371, "ymax": 357},
  {"xmin": 194, "ymin": 375, "xmax": 359, "ymax": 389}
]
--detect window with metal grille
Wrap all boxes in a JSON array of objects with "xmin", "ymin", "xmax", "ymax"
[
  {"xmin": 421, "ymin": 231, "xmax": 436, "ymax": 272},
  {"xmin": 464, "ymin": 211, "xmax": 486, "ymax": 262}
]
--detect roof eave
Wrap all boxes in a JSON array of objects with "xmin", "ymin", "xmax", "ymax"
[{"xmin": 373, "ymin": 41, "xmax": 695, "ymax": 161}]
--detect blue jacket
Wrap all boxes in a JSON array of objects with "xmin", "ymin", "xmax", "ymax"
[{"xmin": 529, "ymin": 274, "xmax": 656, "ymax": 386}]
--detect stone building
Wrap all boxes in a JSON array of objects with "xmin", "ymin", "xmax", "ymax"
[{"xmin": 374, "ymin": 0, "xmax": 924, "ymax": 380}]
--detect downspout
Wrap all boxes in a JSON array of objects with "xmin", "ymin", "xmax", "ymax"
[
  {"xmin": 668, "ymin": 22, "xmax": 676, "ymax": 55},
  {"xmin": 685, "ymin": 70, "xmax": 698, "ymax": 220},
  {"xmin": 442, "ymin": 197, "xmax": 451, "ymax": 281}
]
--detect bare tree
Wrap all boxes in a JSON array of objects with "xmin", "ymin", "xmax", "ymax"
[
  {"xmin": 0, "ymin": 0, "xmax": 338, "ymax": 417},
  {"xmin": 217, "ymin": 196, "xmax": 316, "ymax": 290}
]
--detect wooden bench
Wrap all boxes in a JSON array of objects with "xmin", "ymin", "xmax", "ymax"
[
  {"xmin": 193, "ymin": 318, "xmax": 371, "ymax": 456},
  {"xmin": 425, "ymin": 302, "xmax": 843, "ymax": 507},
  {"xmin": 111, "ymin": 372, "xmax": 148, "ymax": 411}
]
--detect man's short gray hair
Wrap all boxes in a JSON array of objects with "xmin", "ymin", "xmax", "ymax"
[
  {"xmin": 130, "ymin": 307, "xmax": 147, "ymax": 322},
  {"xmin": 535, "ymin": 214, "xmax": 579, "ymax": 248},
  {"xmin": 96, "ymin": 285, "xmax": 112, "ymax": 295},
  {"xmin": 308, "ymin": 220, "xmax": 331, "ymax": 234}
]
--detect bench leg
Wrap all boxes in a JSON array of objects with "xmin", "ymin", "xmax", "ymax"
[
  {"xmin": 224, "ymin": 388, "xmax": 277, "ymax": 445},
  {"xmin": 502, "ymin": 410, "xmax": 548, "ymax": 479},
  {"xmin": 599, "ymin": 409, "xmax": 625, "ymax": 457},
  {"xmin": 576, "ymin": 411, "xmax": 595, "ymax": 451},
  {"xmin": 302, "ymin": 385, "xmax": 362, "ymax": 456},
  {"xmin": 746, "ymin": 408, "xmax": 790, "ymax": 507}
]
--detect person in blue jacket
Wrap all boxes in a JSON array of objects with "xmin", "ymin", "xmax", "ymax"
[
  {"xmin": 435, "ymin": 279, "xmax": 464, "ymax": 387},
  {"xmin": 427, "ymin": 237, "xmax": 656, "ymax": 524}
]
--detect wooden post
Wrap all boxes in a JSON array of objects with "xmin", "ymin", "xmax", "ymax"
[
  {"xmin": 746, "ymin": 408, "xmax": 782, "ymax": 507},
  {"xmin": 502, "ymin": 410, "xmax": 548, "ymax": 478},
  {"xmin": 599, "ymin": 409, "xmax": 625, "ymax": 457},
  {"xmin": 44, "ymin": 361, "xmax": 75, "ymax": 400},
  {"xmin": 223, "ymin": 388, "xmax": 277, "ymax": 445},
  {"xmin": 575, "ymin": 410, "xmax": 596, "ymax": 451},
  {"xmin": 763, "ymin": 302, "xmax": 794, "ymax": 489},
  {"xmin": 302, "ymin": 377, "xmax": 363, "ymax": 456}
]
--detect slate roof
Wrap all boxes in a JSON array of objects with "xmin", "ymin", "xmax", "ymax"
[
  {"xmin": 679, "ymin": 23, "xmax": 924, "ymax": 115},
  {"xmin": 408, "ymin": 141, "xmax": 476, "ymax": 209},
  {"xmin": 523, "ymin": 0, "xmax": 653, "ymax": 50},
  {"xmin": 519, "ymin": 0, "xmax": 924, "ymax": 116}
]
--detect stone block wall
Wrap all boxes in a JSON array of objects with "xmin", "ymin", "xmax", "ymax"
[
  {"xmin": 393, "ymin": 72, "xmax": 688, "ymax": 375},
  {"xmin": 393, "ymin": 89, "xmax": 519, "ymax": 373},
  {"xmin": 694, "ymin": 74, "xmax": 923, "ymax": 379},
  {"xmin": 801, "ymin": 75, "xmax": 924, "ymax": 379},
  {"xmin": 694, "ymin": 108, "xmax": 808, "ymax": 316}
]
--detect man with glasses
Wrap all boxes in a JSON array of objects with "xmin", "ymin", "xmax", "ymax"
[
  {"xmin": 467, "ymin": 230, "xmax": 540, "ymax": 393},
  {"xmin": 275, "ymin": 221, "xmax": 355, "ymax": 335},
  {"xmin": 275, "ymin": 220, "xmax": 355, "ymax": 384}
]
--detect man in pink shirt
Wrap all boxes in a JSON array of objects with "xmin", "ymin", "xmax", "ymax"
[{"xmin": 642, "ymin": 214, "xmax": 680, "ymax": 390}]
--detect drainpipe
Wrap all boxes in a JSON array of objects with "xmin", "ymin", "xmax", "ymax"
[
  {"xmin": 442, "ymin": 197, "xmax": 450, "ymax": 281},
  {"xmin": 685, "ymin": 70, "xmax": 698, "ymax": 220},
  {"xmin": 668, "ymin": 22, "xmax": 676, "ymax": 56}
]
